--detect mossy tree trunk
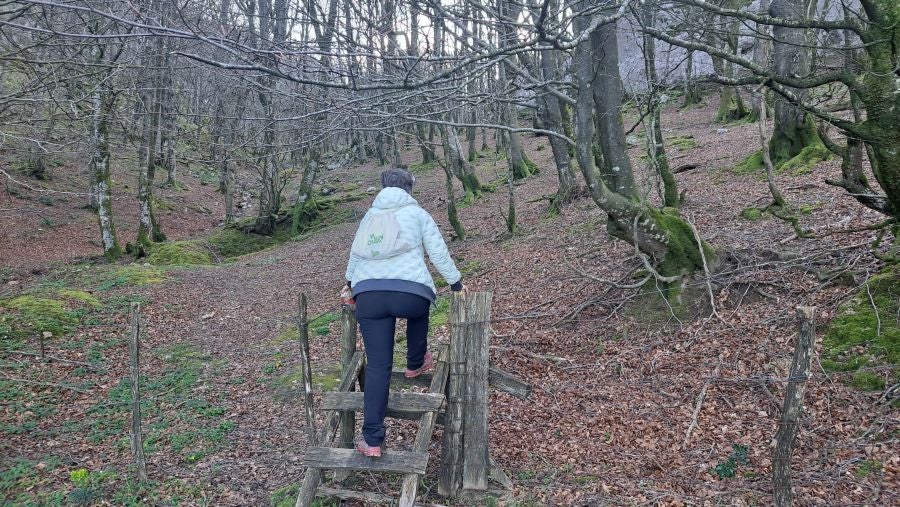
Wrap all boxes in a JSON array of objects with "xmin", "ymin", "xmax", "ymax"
[
  {"xmin": 682, "ymin": 50, "xmax": 702, "ymax": 107},
  {"xmin": 466, "ymin": 111, "xmax": 478, "ymax": 162},
  {"xmin": 89, "ymin": 54, "xmax": 122, "ymax": 261},
  {"xmin": 136, "ymin": 35, "xmax": 166, "ymax": 249},
  {"xmin": 641, "ymin": 2, "xmax": 679, "ymax": 208},
  {"xmin": 499, "ymin": 0, "xmax": 536, "ymax": 181},
  {"xmin": 769, "ymin": 0, "xmax": 822, "ymax": 166},
  {"xmin": 160, "ymin": 33, "xmax": 177, "ymax": 187},
  {"xmin": 848, "ymin": 0, "xmax": 900, "ymax": 217},
  {"xmin": 443, "ymin": 165, "xmax": 465, "ymax": 240},
  {"xmin": 374, "ymin": 131, "xmax": 387, "ymax": 165},
  {"xmin": 505, "ymin": 142, "xmax": 517, "ymax": 233},
  {"xmin": 591, "ymin": 21, "xmax": 637, "ymax": 199},
  {"xmin": 415, "ymin": 122, "xmax": 435, "ymax": 164},
  {"xmin": 573, "ymin": 3, "xmax": 710, "ymax": 279},
  {"xmin": 706, "ymin": 2, "xmax": 750, "ymax": 123},
  {"xmin": 253, "ymin": 85, "xmax": 281, "ymax": 235},
  {"xmin": 529, "ymin": 0, "xmax": 578, "ymax": 207},
  {"xmin": 291, "ymin": 150, "xmax": 319, "ymax": 235},
  {"xmin": 441, "ymin": 125, "xmax": 482, "ymax": 203},
  {"xmin": 750, "ymin": 0, "xmax": 773, "ymax": 122},
  {"xmin": 252, "ymin": 0, "xmax": 287, "ymax": 236}
]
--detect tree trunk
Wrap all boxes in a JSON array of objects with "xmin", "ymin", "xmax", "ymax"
[
  {"xmin": 591, "ymin": 20, "xmax": 637, "ymax": 199},
  {"xmin": 505, "ymin": 141, "xmax": 517, "ymax": 233},
  {"xmin": 415, "ymin": 123, "xmax": 435, "ymax": 164},
  {"xmin": 136, "ymin": 36, "xmax": 165, "ymax": 249},
  {"xmin": 751, "ymin": 0, "xmax": 773, "ymax": 121},
  {"xmin": 443, "ymin": 164, "xmax": 465, "ymax": 240},
  {"xmin": 707, "ymin": 3, "xmax": 749, "ymax": 122},
  {"xmin": 641, "ymin": 3, "xmax": 679, "ymax": 208},
  {"xmin": 850, "ymin": 0, "xmax": 900, "ymax": 217},
  {"xmin": 769, "ymin": 0, "xmax": 822, "ymax": 165},
  {"xmin": 572, "ymin": 3, "xmax": 710, "ymax": 282},
  {"xmin": 441, "ymin": 126, "xmax": 482, "ymax": 203},
  {"xmin": 682, "ymin": 50, "xmax": 702, "ymax": 107},
  {"xmin": 291, "ymin": 151, "xmax": 319, "ymax": 235},
  {"xmin": 499, "ymin": 0, "xmax": 535, "ymax": 180},
  {"xmin": 253, "ymin": 0, "xmax": 286, "ymax": 235},
  {"xmin": 532, "ymin": 4, "xmax": 578, "ymax": 207},
  {"xmin": 161, "ymin": 36, "xmax": 177, "ymax": 186},
  {"xmin": 467, "ymin": 112, "xmax": 477, "ymax": 162},
  {"xmin": 89, "ymin": 78, "xmax": 122, "ymax": 260}
]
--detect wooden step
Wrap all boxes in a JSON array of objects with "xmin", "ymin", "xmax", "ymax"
[
  {"xmin": 303, "ymin": 447, "xmax": 429, "ymax": 474},
  {"xmin": 321, "ymin": 391, "xmax": 444, "ymax": 414},
  {"xmin": 391, "ymin": 362, "xmax": 532, "ymax": 399}
]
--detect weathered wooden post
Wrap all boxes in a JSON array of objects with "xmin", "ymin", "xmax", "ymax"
[
  {"xmin": 773, "ymin": 306, "xmax": 816, "ymax": 507},
  {"xmin": 128, "ymin": 303, "xmax": 148, "ymax": 482},
  {"xmin": 297, "ymin": 293, "xmax": 317, "ymax": 446},
  {"xmin": 439, "ymin": 291, "xmax": 492, "ymax": 496},
  {"xmin": 334, "ymin": 302, "xmax": 358, "ymax": 483}
]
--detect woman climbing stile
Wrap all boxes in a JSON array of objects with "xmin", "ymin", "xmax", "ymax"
[{"xmin": 342, "ymin": 168, "xmax": 466, "ymax": 457}]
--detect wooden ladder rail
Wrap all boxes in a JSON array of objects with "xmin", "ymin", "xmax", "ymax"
[
  {"xmin": 398, "ymin": 345, "xmax": 451, "ymax": 506},
  {"xmin": 295, "ymin": 346, "xmax": 450, "ymax": 506},
  {"xmin": 294, "ymin": 350, "xmax": 364, "ymax": 507}
]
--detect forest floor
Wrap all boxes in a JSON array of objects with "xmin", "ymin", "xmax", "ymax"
[{"xmin": 1, "ymin": 94, "xmax": 897, "ymax": 506}]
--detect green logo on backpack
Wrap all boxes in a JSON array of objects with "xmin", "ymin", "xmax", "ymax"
[{"xmin": 367, "ymin": 233, "xmax": 384, "ymax": 246}]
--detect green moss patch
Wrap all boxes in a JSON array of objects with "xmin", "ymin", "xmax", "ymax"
[
  {"xmin": 0, "ymin": 295, "xmax": 81, "ymax": 340},
  {"xmin": 667, "ymin": 135, "xmax": 699, "ymax": 151},
  {"xmin": 96, "ymin": 265, "xmax": 167, "ymax": 291},
  {"xmin": 776, "ymin": 143, "xmax": 831, "ymax": 176},
  {"xmin": 270, "ymin": 484, "xmax": 337, "ymax": 507},
  {"xmin": 853, "ymin": 460, "xmax": 883, "ymax": 478},
  {"xmin": 409, "ymin": 160, "xmax": 437, "ymax": 174},
  {"xmin": 311, "ymin": 312, "xmax": 339, "ymax": 336},
  {"xmin": 850, "ymin": 371, "xmax": 886, "ymax": 391},
  {"xmin": 732, "ymin": 150, "xmax": 764, "ymax": 175},
  {"xmin": 291, "ymin": 193, "xmax": 357, "ymax": 237},
  {"xmin": 270, "ymin": 363, "xmax": 342, "ymax": 400},
  {"xmin": 649, "ymin": 207, "xmax": 715, "ymax": 279},
  {"xmin": 207, "ymin": 227, "xmax": 288, "ymax": 259},
  {"xmin": 56, "ymin": 289, "xmax": 101, "ymax": 308},
  {"xmin": 740, "ymin": 207, "xmax": 765, "ymax": 221},
  {"xmin": 270, "ymin": 311, "xmax": 340, "ymax": 343},
  {"xmin": 436, "ymin": 259, "xmax": 483, "ymax": 288},
  {"xmin": 146, "ymin": 240, "xmax": 212, "ymax": 266},
  {"xmin": 824, "ymin": 266, "xmax": 899, "ymax": 389}
]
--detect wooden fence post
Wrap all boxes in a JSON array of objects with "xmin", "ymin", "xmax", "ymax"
[
  {"xmin": 335, "ymin": 303, "xmax": 357, "ymax": 483},
  {"xmin": 298, "ymin": 293, "xmax": 317, "ymax": 446},
  {"xmin": 773, "ymin": 306, "xmax": 816, "ymax": 507},
  {"xmin": 128, "ymin": 303, "xmax": 147, "ymax": 482},
  {"xmin": 439, "ymin": 291, "xmax": 492, "ymax": 496},
  {"xmin": 462, "ymin": 292, "xmax": 491, "ymax": 490}
]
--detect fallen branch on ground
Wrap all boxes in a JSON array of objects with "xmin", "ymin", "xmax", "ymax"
[{"xmin": 683, "ymin": 361, "xmax": 721, "ymax": 449}]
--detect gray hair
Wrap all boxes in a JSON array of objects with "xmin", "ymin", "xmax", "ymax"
[{"xmin": 380, "ymin": 168, "xmax": 415, "ymax": 193}]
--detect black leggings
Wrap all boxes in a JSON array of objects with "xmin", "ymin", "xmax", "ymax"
[{"xmin": 355, "ymin": 291, "xmax": 431, "ymax": 446}]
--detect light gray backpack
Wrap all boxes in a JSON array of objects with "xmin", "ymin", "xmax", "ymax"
[{"xmin": 351, "ymin": 207, "xmax": 414, "ymax": 260}]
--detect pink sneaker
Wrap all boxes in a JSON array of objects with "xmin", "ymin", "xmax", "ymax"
[
  {"xmin": 356, "ymin": 438, "xmax": 381, "ymax": 457},
  {"xmin": 405, "ymin": 352, "xmax": 434, "ymax": 378}
]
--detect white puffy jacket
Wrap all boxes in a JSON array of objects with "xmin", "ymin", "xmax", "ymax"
[{"xmin": 345, "ymin": 187, "xmax": 461, "ymax": 300}]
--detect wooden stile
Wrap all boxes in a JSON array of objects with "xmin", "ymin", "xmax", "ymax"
[{"xmin": 294, "ymin": 291, "xmax": 523, "ymax": 506}]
